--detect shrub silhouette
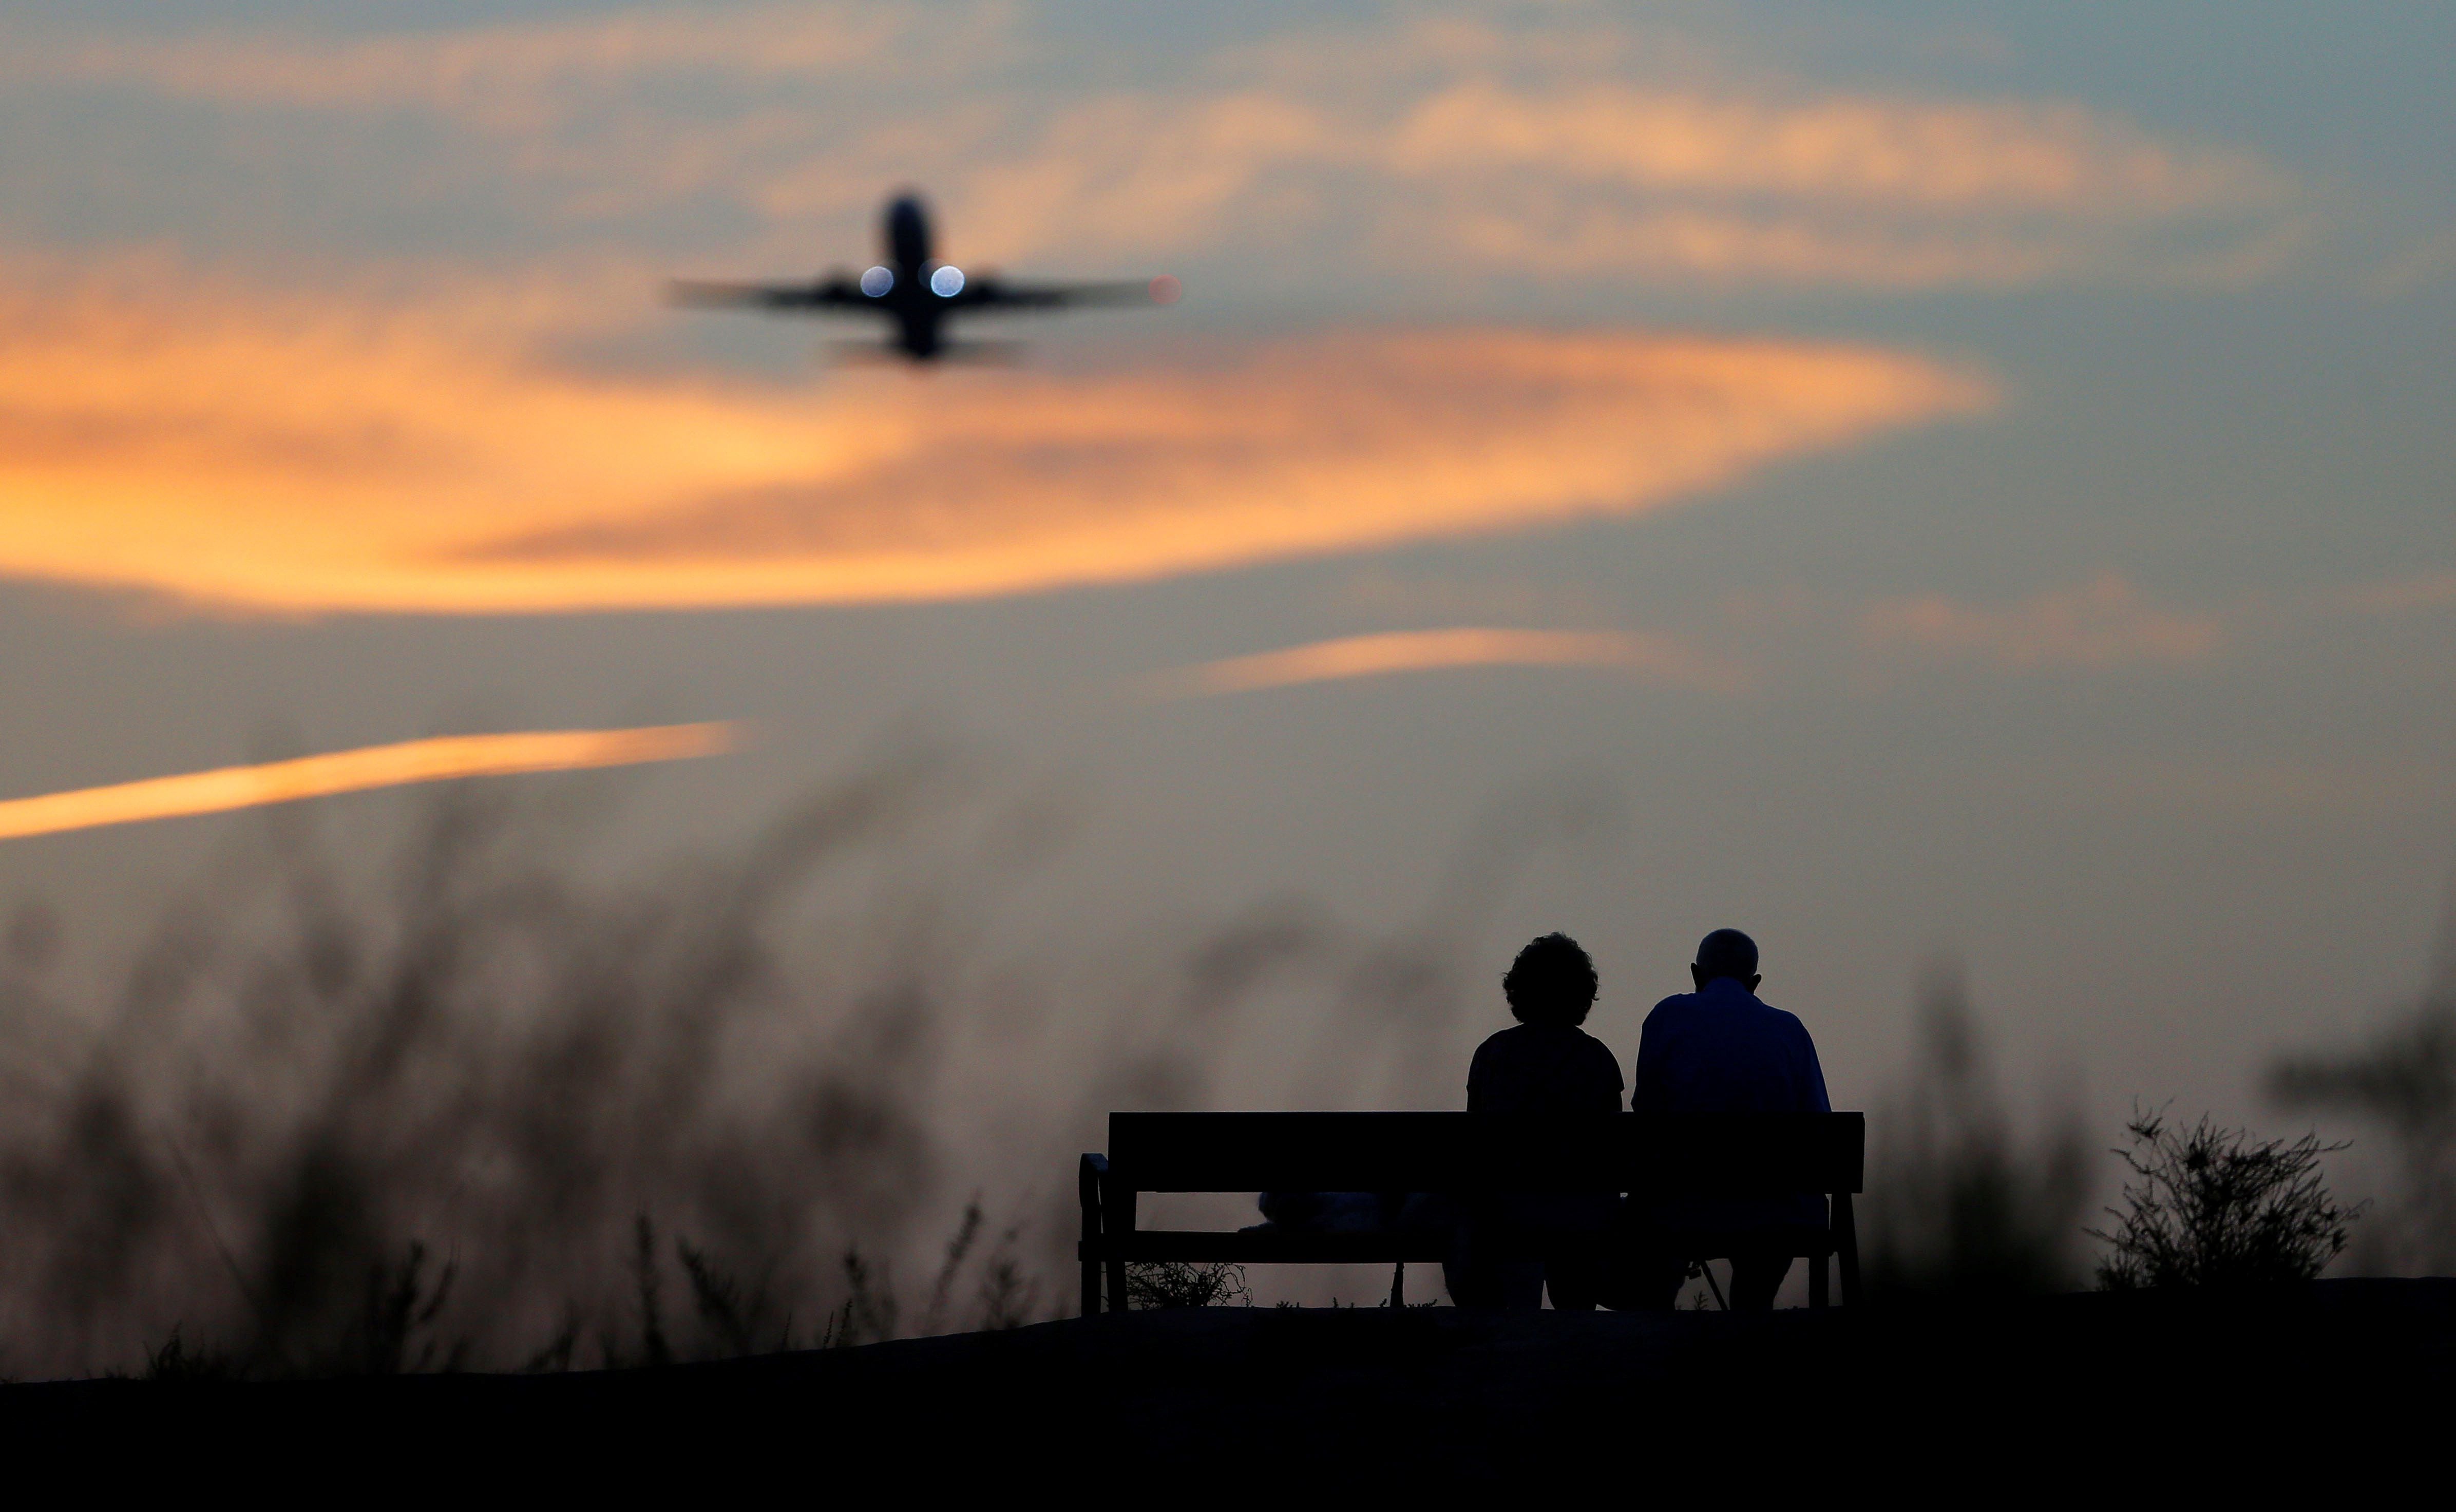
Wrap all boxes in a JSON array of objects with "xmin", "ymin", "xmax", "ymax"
[
  {"xmin": 2090, "ymin": 1110, "xmax": 2359, "ymax": 1290},
  {"xmin": 1122, "ymin": 1259, "xmax": 1249, "ymax": 1309}
]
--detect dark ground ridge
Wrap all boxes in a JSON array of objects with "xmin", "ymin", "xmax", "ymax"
[{"xmin": 7, "ymin": 1279, "xmax": 2451, "ymax": 1486}]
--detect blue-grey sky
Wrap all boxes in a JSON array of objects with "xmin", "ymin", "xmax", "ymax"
[{"xmin": 1, "ymin": 1, "xmax": 2450, "ymax": 1168}]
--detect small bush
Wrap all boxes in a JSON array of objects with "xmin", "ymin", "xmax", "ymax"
[
  {"xmin": 2090, "ymin": 1110, "xmax": 2360, "ymax": 1290},
  {"xmin": 1122, "ymin": 1259, "xmax": 1249, "ymax": 1310}
]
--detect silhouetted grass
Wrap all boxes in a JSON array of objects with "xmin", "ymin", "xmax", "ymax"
[
  {"xmin": 351, "ymin": 1239, "xmax": 462, "ymax": 1375},
  {"xmin": 0, "ymin": 750, "xmax": 1068, "ymax": 1377},
  {"xmin": 1862, "ymin": 968, "xmax": 2089, "ymax": 1300},
  {"xmin": 918, "ymin": 1200, "xmax": 983, "ymax": 1337},
  {"xmin": 973, "ymin": 1224, "xmax": 1039, "ymax": 1329},
  {"xmin": 2268, "ymin": 900, "xmax": 2456, "ymax": 1272},
  {"xmin": 0, "ymin": 754, "xmax": 1646, "ymax": 1374},
  {"xmin": 626, "ymin": 1216, "xmax": 673, "ymax": 1369},
  {"xmin": 142, "ymin": 1326, "xmax": 232, "ymax": 1382}
]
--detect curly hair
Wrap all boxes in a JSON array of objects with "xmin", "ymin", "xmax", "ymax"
[{"xmin": 1502, "ymin": 932, "xmax": 1598, "ymax": 1027}]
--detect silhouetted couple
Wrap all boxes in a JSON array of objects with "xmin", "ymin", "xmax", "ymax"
[{"xmin": 1448, "ymin": 928, "xmax": 1831, "ymax": 1311}]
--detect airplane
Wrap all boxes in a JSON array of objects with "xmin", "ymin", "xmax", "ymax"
[{"xmin": 669, "ymin": 191, "xmax": 1179, "ymax": 362}]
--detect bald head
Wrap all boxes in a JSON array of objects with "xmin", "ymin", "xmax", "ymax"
[{"xmin": 1692, "ymin": 929, "xmax": 1760, "ymax": 991}]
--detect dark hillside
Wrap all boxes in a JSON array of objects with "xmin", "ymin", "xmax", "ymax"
[{"xmin": 8, "ymin": 1279, "xmax": 2450, "ymax": 1489}]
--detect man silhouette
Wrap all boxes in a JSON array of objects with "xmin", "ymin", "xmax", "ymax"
[{"xmin": 1627, "ymin": 928, "xmax": 1829, "ymax": 1310}]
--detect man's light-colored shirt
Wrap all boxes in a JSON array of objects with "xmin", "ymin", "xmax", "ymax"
[
  {"xmin": 1632, "ymin": 977, "xmax": 1830, "ymax": 1116},
  {"xmin": 1631, "ymin": 976, "xmax": 1830, "ymax": 1231}
]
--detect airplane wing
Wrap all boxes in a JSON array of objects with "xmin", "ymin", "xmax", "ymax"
[
  {"xmin": 665, "ymin": 274, "xmax": 869, "ymax": 313},
  {"xmin": 955, "ymin": 275, "xmax": 1180, "ymax": 312}
]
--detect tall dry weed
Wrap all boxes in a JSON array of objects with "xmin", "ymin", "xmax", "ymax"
[{"xmin": 1863, "ymin": 966, "xmax": 2089, "ymax": 1299}]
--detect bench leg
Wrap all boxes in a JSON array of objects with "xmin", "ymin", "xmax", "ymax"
[
  {"xmin": 1390, "ymin": 1260, "xmax": 1404, "ymax": 1308},
  {"xmin": 1834, "ymin": 1191, "xmax": 1862, "ymax": 1307},
  {"xmin": 1106, "ymin": 1188, "xmax": 1136, "ymax": 1313},
  {"xmin": 1809, "ymin": 1246, "xmax": 1829, "ymax": 1309}
]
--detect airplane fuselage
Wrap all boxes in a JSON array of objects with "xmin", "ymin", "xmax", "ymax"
[{"xmin": 867, "ymin": 195, "xmax": 956, "ymax": 358}]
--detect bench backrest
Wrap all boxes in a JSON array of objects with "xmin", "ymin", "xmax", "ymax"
[{"xmin": 1107, "ymin": 1112, "xmax": 1863, "ymax": 1196}]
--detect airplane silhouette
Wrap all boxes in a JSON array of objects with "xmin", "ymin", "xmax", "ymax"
[{"xmin": 670, "ymin": 192, "xmax": 1178, "ymax": 362}]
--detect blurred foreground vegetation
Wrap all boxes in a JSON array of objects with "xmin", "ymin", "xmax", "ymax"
[{"xmin": 0, "ymin": 770, "xmax": 2438, "ymax": 1376}]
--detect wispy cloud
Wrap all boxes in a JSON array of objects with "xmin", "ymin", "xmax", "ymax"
[
  {"xmin": 15, "ymin": 6, "xmax": 2302, "ymax": 291},
  {"xmin": 0, "ymin": 263, "xmax": 1988, "ymax": 614},
  {"xmin": 1357, "ymin": 78, "xmax": 2295, "ymax": 287},
  {"xmin": 1860, "ymin": 573, "xmax": 2222, "ymax": 669},
  {"xmin": 31, "ymin": 3, "xmax": 921, "ymax": 113},
  {"xmin": 1987, "ymin": 754, "xmax": 2453, "ymax": 820},
  {"xmin": 2362, "ymin": 225, "xmax": 2456, "ymax": 300},
  {"xmin": 0, "ymin": 723, "xmax": 735, "ymax": 842},
  {"xmin": 1150, "ymin": 627, "xmax": 1738, "ymax": 697},
  {"xmin": 2331, "ymin": 571, "xmax": 2456, "ymax": 616},
  {"xmin": 1385, "ymin": 83, "xmax": 2276, "ymax": 214}
]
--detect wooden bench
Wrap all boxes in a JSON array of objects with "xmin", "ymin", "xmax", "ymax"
[{"xmin": 1078, "ymin": 1112, "xmax": 1862, "ymax": 1314}]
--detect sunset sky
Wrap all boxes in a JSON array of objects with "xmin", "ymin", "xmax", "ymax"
[{"xmin": 1, "ymin": 1, "xmax": 2450, "ymax": 1147}]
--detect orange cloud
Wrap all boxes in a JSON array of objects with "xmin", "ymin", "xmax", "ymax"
[
  {"xmin": 1860, "ymin": 574, "xmax": 2221, "ymax": 669},
  {"xmin": 1152, "ymin": 628, "xmax": 1739, "ymax": 697},
  {"xmin": 0, "ymin": 724, "xmax": 735, "ymax": 843},
  {"xmin": 0, "ymin": 267, "xmax": 1989, "ymax": 615}
]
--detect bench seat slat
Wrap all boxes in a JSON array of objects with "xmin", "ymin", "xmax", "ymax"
[
  {"xmin": 1084, "ymin": 1232, "xmax": 1452, "ymax": 1264},
  {"xmin": 1107, "ymin": 1112, "xmax": 1863, "ymax": 1194},
  {"xmin": 1082, "ymin": 1226, "xmax": 1837, "ymax": 1266}
]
